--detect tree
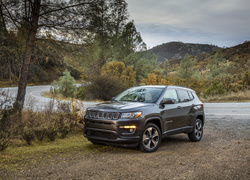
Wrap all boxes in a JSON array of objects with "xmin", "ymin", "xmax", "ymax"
[
  {"xmin": 101, "ymin": 61, "xmax": 126, "ymax": 78},
  {"xmin": 86, "ymin": 0, "xmax": 134, "ymax": 64},
  {"xmin": 55, "ymin": 70, "xmax": 77, "ymax": 97},
  {"xmin": 242, "ymin": 70, "xmax": 250, "ymax": 88},
  {"xmin": 121, "ymin": 66, "xmax": 136, "ymax": 88},
  {"xmin": 123, "ymin": 51, "xmax": 157, "ymax": 82},
  {"xmin": 1, "ymin": 0, "xmax": 95, "ymax": 112},
  {"xmin": 206, "ymin": 49, "xmax": 228, "ymax": 80},
  {"xmin": 178, "ymin": 54, "xmax": 194, "ymax": 79},
  {"xmin": 163, "ymin": 59, "xmax": 171, "ymax": 75}
]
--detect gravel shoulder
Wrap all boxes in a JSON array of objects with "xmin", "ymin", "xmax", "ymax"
[{"xmin": 2, "ymin": 117, "xmax": 250, "ymax": 180}]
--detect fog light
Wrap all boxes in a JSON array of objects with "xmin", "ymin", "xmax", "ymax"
[
  {"xmin": 119, "ymin": 125, "xmax": 136, "ymax": 129},
  {"xmin": 119, "ymin": 125, "xmax": 136, "ymax": 134}
]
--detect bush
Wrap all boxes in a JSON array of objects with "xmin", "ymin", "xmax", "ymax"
[
  {"xmin": 33, "ymin": 125, "xmax": 47, "ymax": 141},
  {"xmin": 58, "ymin": 124, "xmax": 70, "ymax": 139},
  {"xmin": 22, "ymin": 126, "xmax": 35, "ymax": 145},
  {"xmin": 76, "ymin": 86, "xmax": 86, "ymax": 100},
  {"xmin": 205, "ymin": 79, "xmax": 226, "ymax": 96},
  {"xmin": 68, "ymin": 65, "xmax": 81, "ymax": 80},
  {"xmin": 86, "ymin": 74, "xmax": 126, "ymax": 101},
  {"xmin": 57, "ymin": 115, "xmax": 70, "ymax": 138},
  {"xmin": 0, "ymin": 131, "xmax": 11, "ymax": 151},
  {"xmin": 52, "ymin": 70, "xmax": 77, "ymax": 97},
  {"xmin": 47, "ymin": 125, "xmax": 58, "ymax": 141}
]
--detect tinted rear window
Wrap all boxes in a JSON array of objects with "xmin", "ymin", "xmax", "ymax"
[{"xmin": 177, "ymin": 90, "xmax": 190, "ymax": 102}]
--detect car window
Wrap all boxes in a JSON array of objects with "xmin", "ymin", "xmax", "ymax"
[
  {"xmin": 163, "ymin": 89, "xmax": 179, "ymax": 103},
  {"xmin": 188, "ymin": 91, "xmax": 194, "ymax": 100},
  {"xmin": 177, "ymin": 89, "xmax": 190, "ymax": 102}
]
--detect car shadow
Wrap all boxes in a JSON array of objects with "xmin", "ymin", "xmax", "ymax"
[{"xmin": 84, "ymin": 134, "xmax": 191, "ymax": 153}]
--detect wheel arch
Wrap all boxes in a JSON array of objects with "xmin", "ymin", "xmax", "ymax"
[
  {"xmin": 196, "ymin": 115, "xmax": 204, "ymax": 125},
  {"xmin": 144, "ymin": 117, "xmax": 163, "ymax": 134}
]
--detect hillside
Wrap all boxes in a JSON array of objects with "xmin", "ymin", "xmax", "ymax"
[
  {"xmin": 149, "ymin": 41, "xmax": 219, "ymax": 63},
  {"xmin": 169, "ymin": 41, "xmax": 250, "ymax": 76}
]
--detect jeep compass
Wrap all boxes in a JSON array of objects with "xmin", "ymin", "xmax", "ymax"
[{"xmin": 83, "ymin": 85, "xmax": 205, "ymax": 152}]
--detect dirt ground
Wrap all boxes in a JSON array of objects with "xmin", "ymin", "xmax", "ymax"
[{"xmin": 4, "ymin": 117, "xmax": 250, "ymax": 180}]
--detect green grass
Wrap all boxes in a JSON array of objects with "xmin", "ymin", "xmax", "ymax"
[{"xmin": 0, "ymin": 133, "xmax": 98, "ymax": 176}]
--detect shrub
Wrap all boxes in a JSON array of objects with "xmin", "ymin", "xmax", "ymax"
[
  {"xmin": 33, "ymin": 125, "xmax": 47, "ymax": 141},
  {"xmin": 58, "ymin": 70, "xmax": 77, "ymax": 97},
  {"xmin": 0, "ymin": 131, "xmax": 11, "ymax": 151},
  {"xmin": 205, "ymin": 79, "xmax": 226, "ymax": 96},
  {"xmin": 46, "ymin": 125, "xmax": 58, "ymax": 141},
  {"xmin": 57, "ymin": 115, "xmax": 70, "ymax": 138},
  {"xmin": 68, "ymin": 65, "xmax": 81, "ymax": 80},
  {"xmin": 22, "ymin": 126, "xmax": 35, "ymax": 145},
  {"xmin": 52, "ymin": 70, "xmax": 77, "ymax": 97},
  {"xmin": 86, "ymin": 74, "xmax": 126, "ymax": 101},
  {"xmin": 58, "ymin": 124, "xmax": 70, "ymax": 139},
  {"xmin": 76, "ymin": 86, "xmax": 86, "ymax": 100}
]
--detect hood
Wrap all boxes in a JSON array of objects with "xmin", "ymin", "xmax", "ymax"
[{"xmin": 88, "ymin": 101, "xmax": 154, "ymax": 111}]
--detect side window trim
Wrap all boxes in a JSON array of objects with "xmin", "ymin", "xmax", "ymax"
[{"xmin": 188, "ymin": 91, "xmax": 194, "ymax": 100}]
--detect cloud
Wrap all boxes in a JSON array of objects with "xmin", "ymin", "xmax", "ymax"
[{"xmin": 126, "ymin": 0, "xmax": 250, "ymax": 48}]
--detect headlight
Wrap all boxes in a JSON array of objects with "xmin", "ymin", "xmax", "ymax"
[{"xmin": 121, "ymin": 112, "xmax": 142, "ymax": 119}]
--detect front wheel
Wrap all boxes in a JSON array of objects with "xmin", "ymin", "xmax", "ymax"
[
  {"xmin": 140, "ymin": 123, "xmax": 161, "ymax": 152},
  {"xmin": 188, "ymin": 118, "xmax": 203, "ymax": 142}
]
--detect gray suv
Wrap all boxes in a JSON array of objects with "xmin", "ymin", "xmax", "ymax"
[{"xmin": 84, "ymin": 85, "xmax": 205, "ymax": 152}]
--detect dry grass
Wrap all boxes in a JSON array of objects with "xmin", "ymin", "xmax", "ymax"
[
  {"xmin": 42, "ymin": 91, "xmax": 72, "ymax": 101},
  {"xmin": 42, "ymin": 91, "xmax": 104, "ymax": 103},
  {"xmin": 201, "ymin": 90, "xmax": 250, "ymax": 102}
]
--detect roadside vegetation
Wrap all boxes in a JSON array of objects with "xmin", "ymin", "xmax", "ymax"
[{"xmin": 0, "ymin": 90, "xmax": 84, "ymax": 151}]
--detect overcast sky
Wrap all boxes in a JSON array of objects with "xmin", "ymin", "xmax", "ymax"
[{"xmin": 126, "ymin": 0, "xmax": 250, "ymax": 49}]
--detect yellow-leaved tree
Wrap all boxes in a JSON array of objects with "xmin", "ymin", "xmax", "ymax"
[
  {"xmin": 121, "ymin": 66, "xmax": 137, "ymax": 88},
  {"xmin": 140, "ymin": 73, "xmax": 169, "ymax": 85},
  {"xmin": 101, "ymin": 61, "xmax": 125, "ymax": 78},
  {"xmin": 101, "ymin": 61, "xmax": 137, "ymax": 88}
]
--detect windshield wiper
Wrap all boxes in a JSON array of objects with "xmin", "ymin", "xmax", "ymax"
[{"xmin": 120, "ymin": 100, "xmax": 137, "ymax": 102}]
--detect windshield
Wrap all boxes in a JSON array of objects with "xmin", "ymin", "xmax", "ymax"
[{"xmin": 114, "ymin": 87, "xmax": 164, "ymax": 103}]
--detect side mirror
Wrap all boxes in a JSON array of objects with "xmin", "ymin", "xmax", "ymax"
[{"xmin": 162, "ymin": 98, "xmax": 175, "ymax": 104}]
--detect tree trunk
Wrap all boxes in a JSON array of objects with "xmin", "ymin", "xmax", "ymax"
[{"xmin": 15, "ymin": 0, "xmax": 41, "ymax": 112}]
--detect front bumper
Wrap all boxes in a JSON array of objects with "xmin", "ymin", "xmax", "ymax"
[{"xmin": 83, "ymin": 117, "xmax": 142, "ymax": 147}]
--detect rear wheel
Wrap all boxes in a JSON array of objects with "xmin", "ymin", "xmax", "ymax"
[
  {"xmin": 188, "ymin": 118, "xmax": 203, "ymax": 142},
  {"xmin": 140, "ymin": 123, "xmax": 161, "ymax": 152}
]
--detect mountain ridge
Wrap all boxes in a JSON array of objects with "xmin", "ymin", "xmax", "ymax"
[{"xmin": 148, "ymin": 41, "xmax": 219, "ymax": 63}]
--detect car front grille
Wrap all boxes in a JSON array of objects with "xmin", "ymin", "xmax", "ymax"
[
  {"xmin": 86, "ymin": 130, "xmax": 116, "ymax": 139},
  {"xmin": 86, "ymin": 111, "xmax": 120, "ymax": 120}
]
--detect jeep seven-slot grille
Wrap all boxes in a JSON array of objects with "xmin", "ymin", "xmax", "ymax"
[{"xmin": 86, "ymin": 111, "xmax": 120, "ymax": 120}]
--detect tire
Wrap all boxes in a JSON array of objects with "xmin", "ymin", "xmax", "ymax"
[
  {"xmin": 188, "ymin": 118, "xmax": 203, "ymax": 142},
  {"xmin": 140, "ymin": 123, "xmax": 161, "ymax": 152}
]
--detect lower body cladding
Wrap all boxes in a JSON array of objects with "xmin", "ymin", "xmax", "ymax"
[{"xmin": 84, "ymin": 118, "xmax": 142, "ymax": 147}]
